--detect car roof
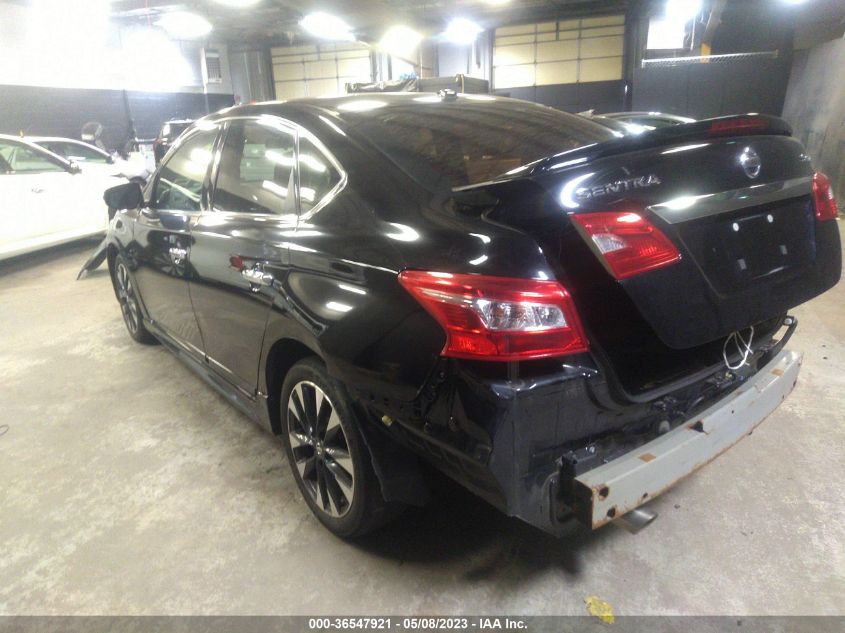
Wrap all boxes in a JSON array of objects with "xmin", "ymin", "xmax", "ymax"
[
  {"xmin": 219, "ymin": 92, "xmax": 473, "ymax": 109},
  {"xmin": 202, "ymin": 92, "xmax": 581, "ymax": 125}
]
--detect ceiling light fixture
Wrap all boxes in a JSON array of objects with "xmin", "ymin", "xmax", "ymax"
[
  {"xmin": 156, "ymin": 11, "xmax": 213, "ymax": 38},
  {"xmin": 301, "ymin": 12, "xmax": 356, "ymax": 41},
  {"xmin": 379, "ymin": 25, "xmax": 423, "ymax": 59},
  {"xmin": 664, "ymin": 0, "xmax": 703, "ymax": 23},
  {"xmin": 443, "ymin": 17, "xmax": 483, "ymax": 45}
]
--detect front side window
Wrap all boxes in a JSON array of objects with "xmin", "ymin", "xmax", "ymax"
[
  {"xmin": 213, "ymin": 120, "xmax": 297, "ymax": 215},
  {"xmin": 0, "ymin": 141, "xmax": 65, "ymax": 174},
  {"xmin": 152, "ymin": 129, "xmax": 217, "ymax": 212},
  {"xmin": 298, "ymin": 136, "xmax": 342, "ymax": 214}
]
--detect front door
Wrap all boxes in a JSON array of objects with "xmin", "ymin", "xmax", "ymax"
[{"xmin": 131, "ymin": 126, "xmax": 219, "ymax": 355}]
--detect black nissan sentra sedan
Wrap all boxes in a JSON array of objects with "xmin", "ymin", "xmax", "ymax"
[{"xmin": 91, "ymin": 93, "xmax": 841, "ymax": 538}]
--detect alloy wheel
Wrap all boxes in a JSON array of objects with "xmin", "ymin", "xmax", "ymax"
[
  {"xmin": 115, "ymin": 262, "xmax": 140, "ymax": 335},
  {"xmin": 286, "ymin": 381, "xmax": 355, "ymax": 518}
]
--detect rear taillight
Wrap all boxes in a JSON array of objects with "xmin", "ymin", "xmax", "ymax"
[
  {"xmin": 570, "ymin": 211, "xmax": 682, "ymax": 280},
  {"xmin": 398, "ymin": 271, "xmax": 588, "ymax": 361},
  {"xmin": 813, "ymin": 172, "xmax": 839, "ymax": 221}
]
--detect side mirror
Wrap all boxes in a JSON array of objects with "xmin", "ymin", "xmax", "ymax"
[
  {"xmin": 104, "ymin": 182, "xmax": 143, "ymax": 211},
  {"xmin": 68, "ymin": 160, "xmax": 82, "ymax": 174}
]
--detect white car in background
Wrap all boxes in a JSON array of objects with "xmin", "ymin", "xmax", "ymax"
[
  {"xmin": 28, "ymin": 137, "xmax": 151, "ymax": 182},
  {"xmin": 0, "ymin": 135, "xmax": 123, "ymax": 262}
]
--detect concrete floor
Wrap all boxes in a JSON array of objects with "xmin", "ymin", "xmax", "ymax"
[{"xmin": 0, "ymin": 236, "xmax": 843, "ymax": 616}]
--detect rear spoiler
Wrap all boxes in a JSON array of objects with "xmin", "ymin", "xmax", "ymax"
[{"xmin": 453, "ymin": 114, "xmax": 792, "ymax": 193}]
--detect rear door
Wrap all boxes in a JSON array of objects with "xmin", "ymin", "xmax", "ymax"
[
  {"xmin": 189, "ymin": 117, "xmax": 297, "ymax": 395},
  {"xmin": 131, "ymin": 126, "xmax": 219, "ymax": 354}
]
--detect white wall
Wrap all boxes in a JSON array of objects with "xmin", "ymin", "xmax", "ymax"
[
  {"xmin": 0, "ymin": 0, "xmax": 232, "ymax": 94},
  {"xmin": 782, "ymin": 34, "xmax": 845, "ymax": 206},
  {"xmin": 437, "ymin": 33, "xmax": 491, "ymax": 80}
]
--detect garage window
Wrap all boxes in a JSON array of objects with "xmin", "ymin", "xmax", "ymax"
[
  {"xmin": 493, "ymin": 16, "xmax": 625, "ymax": 90},
  {"xmin": 272, "ymin": 43, "xmax": 372, "ymax": 99}
]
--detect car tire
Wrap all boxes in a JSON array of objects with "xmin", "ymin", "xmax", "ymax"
[
  {"xmin": 280, "ymin": 357, "xmax": 404, "ymax": 538},
  {"xmin": 112, "ymin": 255, "xmax": 158, "ymax": 345}
]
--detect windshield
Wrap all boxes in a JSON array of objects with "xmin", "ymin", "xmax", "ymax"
[{"xmin": 344, "ymin": 98, "xmax": 614, "ymax": 190}]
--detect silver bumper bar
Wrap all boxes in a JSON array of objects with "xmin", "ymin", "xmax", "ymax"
[{"xmin": 575, "ymin": 349, "xmax": 803, "ymax": 529}]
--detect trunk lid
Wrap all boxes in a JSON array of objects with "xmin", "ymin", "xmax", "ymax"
[{"xmin": 463, "ymin": 116, "xmax": 841, "ymax": 393}]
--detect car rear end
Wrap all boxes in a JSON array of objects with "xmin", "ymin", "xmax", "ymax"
[{"xmin": 344, "ymin": 99, "xmax": 841, "ymax": 534}]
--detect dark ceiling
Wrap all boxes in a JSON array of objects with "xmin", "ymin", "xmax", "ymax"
[{"xmin": 108, "ymin": 0, "xmax": 630, "ymax": 44}]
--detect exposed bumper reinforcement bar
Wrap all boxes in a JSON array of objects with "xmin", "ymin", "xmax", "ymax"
[{"xmin": 573, "ymin": 349, "xmax": 803, "ymax": 530}]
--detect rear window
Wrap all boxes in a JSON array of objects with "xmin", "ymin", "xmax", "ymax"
[{"xmin": 345, "ymin": 99, "xmax": 614, "ymax": 189}]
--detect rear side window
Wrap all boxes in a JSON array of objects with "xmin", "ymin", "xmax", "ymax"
[
  {"xmin": 152, "ymin": 129, "xmax": 217, "ymax": 212},
  {"xmin": 44, "ymin": 142, "xmax": 110, "ymax": 163},
  {"xmin": 298, "ymin": 136, "xmax": 342, "ymax": 214},
  {"xmin": 347, "ymin": 100, "xmax": 613, "ymax": 189},
  {"xmin": 0, "ymin": 141, "xmax": 65, "ymax": 173},
  {"xmin": 214, "ymin": 120, "xmax": 297, "ymax": 215}
]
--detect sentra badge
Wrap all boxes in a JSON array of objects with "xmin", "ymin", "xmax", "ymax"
[{"xmin": 576, "ymin": 174, "xmax": 662, "ymax": 200}]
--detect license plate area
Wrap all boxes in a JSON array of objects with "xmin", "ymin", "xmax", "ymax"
[{"xmin": 679, "ymin": 196, "xmax": 815, "ymax": 294}]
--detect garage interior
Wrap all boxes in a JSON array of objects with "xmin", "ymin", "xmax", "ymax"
[{"xmin": 1, "ymin": 0, "xmax": 844, "ymax": 619}]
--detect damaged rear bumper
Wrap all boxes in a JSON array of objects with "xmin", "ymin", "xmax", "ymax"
[{"xmin": 570, "ymin": 349, "xmax": 803, "ymax": 529}]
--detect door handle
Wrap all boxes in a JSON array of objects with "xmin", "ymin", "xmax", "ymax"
[
  {"xmin": 168, "ymin": 246, "xmax": 188, "ymax": 265},
  {"xmin": 31, "ymin": 187, "xmax": 45, "ymax": 194},
  {"xmin": 241, "ymin": 266, "xmax": 274, "ymax": 288}
]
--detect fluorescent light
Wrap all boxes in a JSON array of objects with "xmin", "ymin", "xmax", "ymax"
[
  {"xmin": 664, "ymin": 0, "xmax": 702, "ymax": 23},
  {"xmin": 443, "ymin": 18, "xmax": 483, "ymax": 45},
  {"xmin": 156, "ymin": 11, "xmax": 213, "ymax": 38},
  {"xmin": 122, "ymin": 27, "xmax": 196, "ymax": 89},
  {"xmin": 379, "ymin": 25, "xmax": 423, "ymax": 59},
  {"xmin": 301, "ymin": 12, "xmax": 355, "ymax": 41}
]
